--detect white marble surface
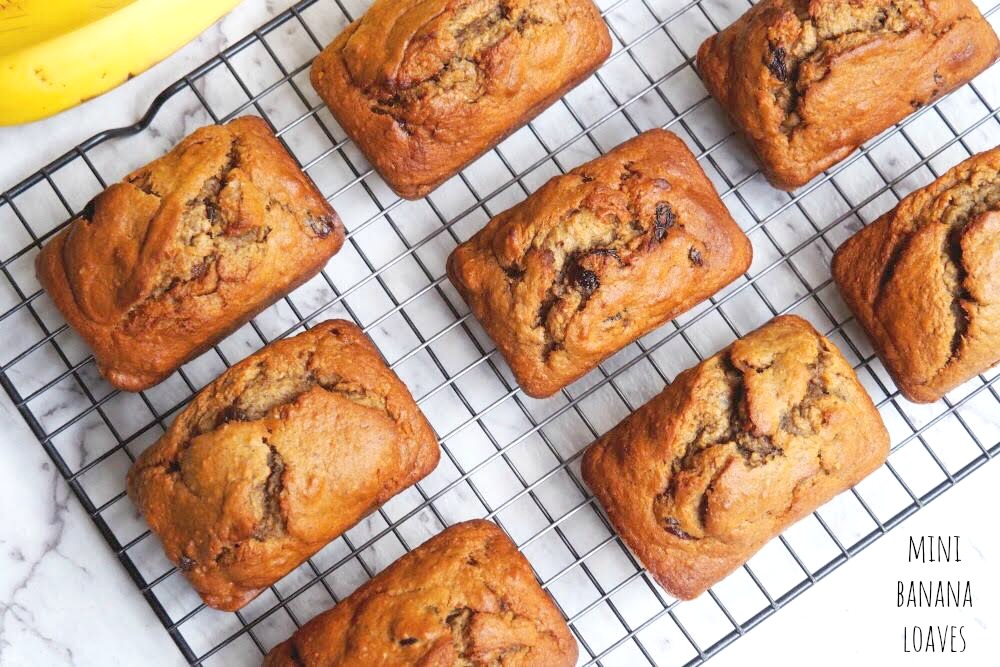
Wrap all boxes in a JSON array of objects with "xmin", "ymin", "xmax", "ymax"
[
  {"xmin": 1, "ymin": 0, "xmax": 998, "ymax": 666},
  {"xmin": 712, "ymin": 461, "xmax": 1000, "ymax": 667},
  {"xmin": 0, "ymin": 3, "xmax": 291, "ymax": 665},
  {"xmin": 0, "ymin": 0, "xmax": 292, "ymax": 192}
]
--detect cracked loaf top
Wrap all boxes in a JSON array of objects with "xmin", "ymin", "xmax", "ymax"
[
  {"xmin": 127, "ymin": 320, "xmax": 440, "ymax": 611},
  {"xmin": 447, "ymin": 130, "xmax": 752, "ymax": 398},
  {"xmin": 832, "ymin": 147, "xmax": 1000, "ymax": 403},
  {"xmin": 582, "ymin": 315, "xmax": 888, "ymax": 600},
  {"xmin": 697, "ymin": 0, "xmax": 1000, "ymax": 190},
  {"xmin": 264, "ymin": 520, "xmax": 577, "ymax": 667},
  {"xmin": 310, "ymin": 0, "xmax": 611, "ymax": 199},
  {"xmin": 35, "ymin": 116, "xmax": 344, "ymax": 392}
]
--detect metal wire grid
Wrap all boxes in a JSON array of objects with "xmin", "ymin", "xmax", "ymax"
[{"xmin": 1, "ymin": 0, "xmax": 999, "ymax": 663}]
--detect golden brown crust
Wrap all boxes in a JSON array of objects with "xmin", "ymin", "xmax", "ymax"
[
  {"xmin": 832, "ymin": 147, "xmax": 1000, "ymax": 403},
  {"xmin": 447, "ymin": 129, "xmax": 752, "ymax": 398},
  {"xmin": 35, "ymin": 116, "xmax": 344, "ymax": 392},
  {"xmin": 309, "ymin": 0, "xmax": 612, "ymax": 199},
  {"xmin": 126, "ymin": 320, "xmax": 439, "ymax": 611},
  {"xmin": 263, "ymin": 520, "xmax": 577, "ymax": 667},
  {"xmin": 697, "ymin": 0, "xmax": 1000, "ymax": 190},
  {"xmin": 582, "ymin": 315, "xmax": 889, "ymax": 600}
]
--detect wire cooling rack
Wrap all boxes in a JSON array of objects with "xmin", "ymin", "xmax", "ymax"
[{"xmin": 2, "ymin": 0, "xmax": 1000, "ymax": 664}]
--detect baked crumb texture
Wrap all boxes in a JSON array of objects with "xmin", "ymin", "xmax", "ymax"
[
  {"xmin": 310, "ymin": 0, "xmax": 612, "ymax": 199},
  {"xmin": 697, "ymin": 0, "xmax": 1000, "ymax": 190},
  {"xmin": 35, "ymin": 116, "xmax": 344, "ymax": 392},
  {"xmin": 447, "ymin": 129, "xmax": 752, "ymax": 398},
  {"xmin": 833, "ymin": 146, "xmax": 1000, "ymax": 403},
  {"xmin": 127, "ymin": 320, "xmax": 440, "ymax": 611},
  {"xmin": 583, "ymin": 315, "xmax": 889, "ymax": 600},
  {"xmin": 263, "ymin": 520, "xmax": 578, "ymax": 667}
]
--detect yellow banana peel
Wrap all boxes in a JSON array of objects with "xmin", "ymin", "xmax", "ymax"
[{"xmin": 0, "ymin": 0, "xmax": 242, "ymax": 126}]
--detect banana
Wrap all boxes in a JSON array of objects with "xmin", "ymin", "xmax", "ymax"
[{"xmin": 0, "ymin": 0, "xmax": 242, "ymax": 126}]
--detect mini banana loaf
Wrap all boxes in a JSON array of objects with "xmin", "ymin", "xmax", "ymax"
[
  {"xmin": 832, "ymin": 147, "xmax": 1000, "ymax": 403},
  {"xmin": 447, "ymin": 129, "xmax": 752, "ymax": 398},
  {"xmin": 36, "ymin": 116, "xmax": 344, "ymax": 392},
  {"xmin": 264, "ymin": 520, "xmax": 577, "ymax": 667},
  {"xmin": 697, "ymin": 0, "xmax": 1000, "ymax": 190},
  {"xmin": 582, "ymin": 315, "xmax": 889, "ymax": 600},
  {"xmin": 310, "ymin": 0, "xmax": 612, "ymax": 199},
  {"xmin": 127, "ymin": 320, "xmax": 439, "ymax": 611}
]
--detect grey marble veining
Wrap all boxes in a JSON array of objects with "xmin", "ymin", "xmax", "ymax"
[{"xmin": 1, "ymin": 0, "xmax": 998, "ymax": 665}]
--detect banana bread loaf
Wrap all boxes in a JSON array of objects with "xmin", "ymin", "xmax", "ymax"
[
  {"xmin": 264, "ymin": 520, "xmax": 577, "ymax": 667},
  {"xmin": 697, "ymin": 0, "xmax": 1000, "ymax": 190},
  {"xmin": 309, "ymin": 0, "xmax": 612, "ymax": 200},
  {"xmin": 127, "ymin": 320, "xmax": 439, "ymax": 611},
  {"xmin": 447, "ymin": 129, "xmax": 752, "ymax": 398},
  {"xmin": 582, "ymin": 315, "xmax": 889, "ymax": 600},
  {"xmin": 832, "ymin": 147, "xmax": 1000, "ymax": 403},
  {"xmin": 36, "ymin": 116, "xmax": 344, "ymax": 392}
]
